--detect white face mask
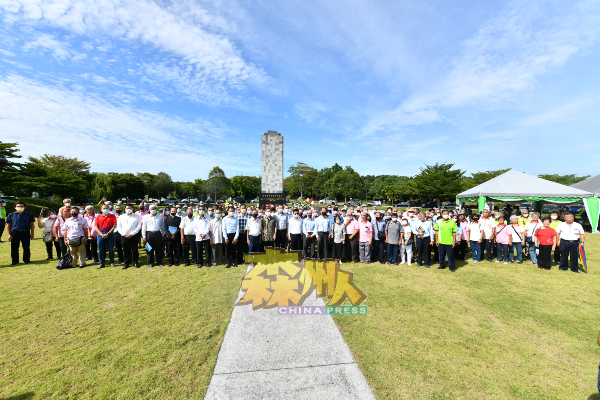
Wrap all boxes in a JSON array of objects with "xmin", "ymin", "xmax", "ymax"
[
  {"xmin": 126, "ymin": 209, "xmax": 133, "ymax": 215},
  {"xmin": 50, "ymin": 214, "xmax": 56, "ymax": 219},
  {"xmin": 266, "ymin": 212, "xmax": 271, "ymax": 217},
  {"xmin": 228, "ymin": 211, "xmax": 234, "ymax": 216},
  {"xmin": 442, "ymin": 214, "xmax": 449, "ymax": 219},
  {"xmin": 401, "ymin": 221, "xmax": 407, "ymax": 225},
  {"xmin": 65, "ymin": 202, "xmax": 71, "ymax": 206},
  {"xmin": 551, "ymin": 215, "xmax": 557, "ymax": 220},
  {"xmin": 522, "ymin": 214, "xmax": 528, "ymax": 217}
]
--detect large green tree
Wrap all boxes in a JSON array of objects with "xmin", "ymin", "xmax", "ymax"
[
  {"xmin": 414, "ymin": 163, "xmax": 465, "ymax": 207},
  {"xmin": 154, "ymin": 172, "xmax": 174, "ymax": 198},
  {"xmin": 538, "ymin": 174, "xmax": 590, "ymax": 186},
  {"xmin": 91, "ymin": 173, "xmax": 113, "ymax": 202},
  {"xmin": 110, "ymin": 173, "xmax": 145, "ymax": 201},
  {"xmin": 204, "ymin": 166, "xmax": 230, "ymax": 200},
  {"xmin": 28, "ymin": 154, "xmax": 90, "ymax": 175},
  {"xmin": 13, "ymin": 163, "xmax": 87, "ymax": 200},
  {"xmin": 325, "ymin": 167, "xmax": 363, "ymax": 203},
  {"xmin": 0, "ymin": 141, "xmax": 23, "ymax": 194},
  {"xmin": 287, "ymin": 162, "xmax": 318, "ymax": 200},
  {"xmin": 462, "ymin": 168, "xmax": 511, "ymax": 191},
  {"xmin": 313, "ymin": 163, "xmax": 343, "ymax": 199}
]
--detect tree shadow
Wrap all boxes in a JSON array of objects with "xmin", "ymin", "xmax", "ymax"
[
  {"xmin": 587, "ymin": 393, "xmax": 600, "ymax": 400},
  {"xmin": 1, "ymin": 392, "xmax": 35, "ymax": 400}
]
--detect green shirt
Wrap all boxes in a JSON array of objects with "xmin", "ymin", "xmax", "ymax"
[
  {"xmin": 549, "ymin": 220, "xmax": 560, "ymax": 229},
  {"xmin": 0, "ymin": 207, "xmax": 6, "ymax": 219},
  {"xmin": 434, "ymin": 219, "xmax": 457, "ymax": 245}
]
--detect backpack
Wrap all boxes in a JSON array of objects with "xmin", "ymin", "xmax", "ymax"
[{"xmin": 56, "ymin": 251, "xmax": 74, "ymax": 270}]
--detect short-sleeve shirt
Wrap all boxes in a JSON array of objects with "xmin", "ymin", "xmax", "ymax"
[
  {"xmin": 494, "ymin": 224, "xmax": 511, "ymax": 245},
  {"xmin": 386, "ymin": 221, "xmax": 401, "ymax": 245},
  {"xmin": 555, "ymin": 222, "xmax": 585, "ymax": 241},
  {"xmin": 535, "ymin": 227, "xmax": 557, "ymax": 246},
  {"xmin": 62, "ymin": 216, "xmax": 90, "ymax": 240},
  {"xmin": 509, "ymin": 224, "xmax": 525, "ymax": 243},
  {"xmin": 434, "ymin": 219, "xmax": 457, "ymax": 245},
  {"xmin": 468, "ymin": 222, "xmax": 481, "ymax": 242},
  {"xmin": 6, "ymin": 211, "xmax": 35, "ymax": 230},
  {"xmin": 95, "ymin": 214, "xmax": 117, "ymax": 234},
  {"xmin": 358, "ymin": 220, "xmax": 373, "ymax": 242},
  {"xmin": 346, "ymin": 219, "xmax": 359, "ymax": 235}
]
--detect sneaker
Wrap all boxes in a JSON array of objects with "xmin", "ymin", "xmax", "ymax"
[
  {"xmin": 473, "ymin": 260, "xmax": 478, "ymax": 263},
  {"xmin": 504, "ymin": 261, "xmax": 508, "ymax": 264},
  {"xmin": 407, "ymin": 263, "xmax": 411, "ymax": 266},
  {"xmin": 400, "ymin": 261, "xmax": 406, "ymax": 265},
  {"xmin": 495, "ymin": 260, "xmax": 499, "ymax": 263},
  {"xmin": 425, "ymin": 265, "xmax": 431, "ymax": 268},
  {"xmin": 517, "ymin": 261, "xmax": 521, "ymax": 264}
]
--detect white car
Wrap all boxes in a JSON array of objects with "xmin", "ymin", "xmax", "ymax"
[{"xmin": 366, "ymin": 201, "xmax": 382, "ymax": 206}]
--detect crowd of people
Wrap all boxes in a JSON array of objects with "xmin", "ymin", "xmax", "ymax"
[{"xmin": 0, "ymin": 198, "xmax": 586, "ymax": 273}]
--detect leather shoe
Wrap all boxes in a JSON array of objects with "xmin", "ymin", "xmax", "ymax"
[
  {"xmin": 149, "ymin": 264, "xmax": 154, "ymax": 268},
  {"xmin": 198, "ymin": 264, "xmax": 203, "ymax": 268},
  {"xmin": 226, "ymin": 264, "xmax": 231, "ymax": 268},
  {"xmin": 437, "ymin": 266, "xmax": 446, "ymax": 269},
  {"xmin": 97, "ymin": 264, "xmax": 104, "ymax": 269},
  {"xmin": 233, "ymin": 264, "xmax": 238, "ymax": 268},
  {"xmin": 134, "ymin": 263, "xmax": 140, "ymax": 268},
  {"xmin": 122, "ymin": 265, "xmax": 129, "ymax": 270}
]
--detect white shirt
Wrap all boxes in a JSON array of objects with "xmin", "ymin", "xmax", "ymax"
[
  {"xmin": 246, "ymin": 217, "xmax": 262, "ymax": 237},
  {"xmin": 275, "ymin": 212, "xmax": 288, "ymax": 229},
  {"xmin": 142, "ymin": 214, "xmax": 165, "ymax": 238},
  {"xmin": 508, "ymin": 224, "xmax": 525, "ymax": 243},
  {"xmin": 210, "ymin": 217, "xmax": 223, "ymax": 244},
  {"xmin": 42, "ymin": 218, "xmax": 56, "ymax": 236},
  {"xmin": 556, "ymin": 222, "xmax": 585, "ymax": 241},
  {"xmin": 468, "ymin": 222, "xmax": 481, "ymax": 241},
  {"xmin": 117, "ymin": 213, "xmax": 142, "ymax": 236},
  {"xmin": 525, "ymin": 220, "xmax": 543, "ymax": 238},
  {"xmin": 194, "ymin": 216, "xmax": 212, "ymax": 241},
  {"xmin": 288, "ymin": 217, "xmax": 303, "ymax": 236},
  {"xmin": 480, "ymin": 217, "xmax": 496, "ymax": 239},
  {"xmin": 179, "ymin": 215, "xmax": 196, "ymax": 235}
]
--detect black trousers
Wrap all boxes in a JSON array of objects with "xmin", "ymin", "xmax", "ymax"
[
  {"xmin": 59, "ymin": 237, "xmax": 68, "ymax": 257},
  {"xmin": 348, "ymin": 234, "xmax": 358, "ymax": 262},
  {"xmin": 454, "ymin": 239, "xmax": 467, "ymax": 261},
  {"xmin": 374, "ymin": 240, "xmax": 386, "ymax": 263},
  {"xmin": 0, "ymin": 218, "xmax": 5, "ymax": 239},
  {"xmin": 290, "ymin": 234, "xmax": 302, "ymax": 251},
  {"xmin": 196, "ymin": 240, "xmax": 212, "ymax": 266},
  {"xmin": 183, "ymin": 235, "xmax": 197, "ymax": 265},
  {"xmin": 146, "ymin": 232, "xmax": 163, "ymax": 265},
  {"xmin": 10, "ymin": 230, "xmax": 31, "ymax": 264},
  {"xmin": 225, "ymin": 233, "xmax": 236, "ymax": 265},
  {"xmin": 317, "ymin": 232, "xmax": 329, "ymax": 259},
  {"xmin": 114, "ymin": 233, "xmax": 124, "ymax": 262},
  {"xmin": 480, "ymin": 238, "xmax": 494, "ymax": 261},
  {"xmin": 303, "ymin": 235, "xmax": 315, "ymax": 258},
  {"xmin": 122, "ymin": 234, "xmax": 140, "ymax": 266},
  {"xmin": 431, "ymin": 241, "xmax": 439, "ymax": 262},
  {"xmin": 166, "ymin": 235, "xmax": 182, "ymax": 264},
  {"xmin": 559, "ymin": 240, "xmax": 579, "ymax": 271},
  {"xmin": 276, "ymin": 229, "xmax": 287, "ymax": 249},
  {"xmin": 538, "ymin": 245, "xmax": 552, "ymax": 269},
  {"xmin": 554, "ymin": 246, "xmax": 562, "ymax": 263},
  {"xmin": 416, "ymin": 237, "xmax": 430, "ymax": 266},
  {"xmin": 236, "ymin": 231, "xmax": 248, "ymax": 263},
  {"xmin": 85, "ymin": 238, "xmax": 98, "ymax": 261},
  {"xmin": 45, "ymin": 240, "xmax": 61, "ymax": 259}
]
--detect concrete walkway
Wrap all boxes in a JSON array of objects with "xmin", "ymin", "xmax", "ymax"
[{"xmin": 204, "ymin": 263, "xmax": 376, "ymax": 400}]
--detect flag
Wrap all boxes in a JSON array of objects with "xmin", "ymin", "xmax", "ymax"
[{"xmin": 579, "ymin": 244, "xmax": 587, "ymax": 273}]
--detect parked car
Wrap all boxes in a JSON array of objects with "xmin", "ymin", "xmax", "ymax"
[
  {"xmin": 568, "ymin": 204, "xmax": 584, "ymax": 214},
  {"xmin": 421, "ymin": 201, "xmax": 438, "ymax": 208},
  {"xmin": 393, "ymin": 202, "xmax": 412, "ymax": 207},
  {"xmin": 441, "ymin": 203, "xmax": 457, "ymax": 210},
  {"xmin": 345, "ymin": 200, "xmax": 362, "ymax": 207},
  {"xmin": 519, "ymin": 202, "xmax": 534, "ymax": 212},
  {"xmin": 319, "ymin": 198, "xmax": 337, "ymax": 205},
  {"xmin": 542, "ymin": 205, "xmax": 558, "ymax": 214},
  {"xmin": 232, "ymin": 197, "xmax": 246, "ymax": 203},
  {"xmin": 366, "ymin": 201, "xmax": 382, "ymax": 206},
  {"xmin": 250, "ymin": 198, "xmax": 259, "ymax": 203},
  {"xmin": 162, "ymin": 197, "xmax": 179, "ymax": 205}
]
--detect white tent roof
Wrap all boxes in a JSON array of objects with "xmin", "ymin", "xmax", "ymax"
[
  {"xmin": 457, "ymin": 170, "xmax": 592, "ymax": 198},
  {"xmin": 570, "ymin": 174, "xmax": 600, "ymax": 197}
]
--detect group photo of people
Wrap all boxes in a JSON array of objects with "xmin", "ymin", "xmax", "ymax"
[{"xmin": 1, "ymin": 197, "xmax": 586, "ymax": 273}]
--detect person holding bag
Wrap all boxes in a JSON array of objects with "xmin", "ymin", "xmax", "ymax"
[
  {"xmin": 525, "ymin": 213, "xmax": 542, "ymax": 266},
  {"xmin": 62, "ymin": 206, "xmax": 89, "ymax": 268},
  {"xmin": 508, "ymin": 215, "xmax": 526, "ymax": 264},
  {"xmin": 534, "ymin": 217, "xmax": 557, "ymax": 270},
  {"xmin": 38, "ymin": 209, "xmax": 60, "ymax": 260},
  {"xmin": 494, "ymin": 216, "xmax": 511, "ymax": 264}
]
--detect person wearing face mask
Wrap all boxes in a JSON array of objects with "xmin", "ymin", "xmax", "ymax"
[
  {"xmin": 95, "ymin": 205, "xmax": 118, "ymax": 269},
  {"xmin": 141, "ymin": 204, "xmax": 166, "ymax": 268},
  {"xmin": 54, "ymin": 208, "xmax": 71, "ymax": 258},
  {"xmin": 302, "ymin": 211, "xmax": 316, "ymax": 259},
  {"xmin": 136, "ymin": 200, "xmax": 148, "ymax": 248},
  {"xmin": 38, "ymin": 208, "xmax": 60, "ymax": 260},
  {"xmin": 549, "ymin": 211, "xmax": 562, "ymax": 265},
  {"xmin": 434, "ymin": 210, "xmax": 457, "ymax": 272},
  {"xmin": 58, "ymin": 198, "xmax": 72, "ymax": 216},
  {"xmin": 344, "ymin": 211, "xmax": 360, "ymax": 263},
  {"xmin": 399, "ymin": 218, "xmax": 413, "ymax": 265},
  {"xmin": 62, "ymin": 206, "xmax": 89, "ymax": 268},
  {"xmin": 274, "ymin": 206, "xmax": 289, "ymax": 250},
  {"xmin": 412, "ymin": 212, "xmax": 434, "ymax": 268},
  {"xmin": 479, "ymin": 209, "xmax": 496, "ymax": 262},
  {"xmin": 112, "ymin": 205, "xmax": 125, "ymax": 265},
  {"xmin": 287, "ymin": 209, "xmax": 303, "ymax": 251},
  {"xmin": 83, "ymin": 206, "xmax": 99, "ymax": 264},
  {"xmin": 332, "ymin": 215, "xmax": 346, "ymax": 263},
  {"xmin": 179, "ymin": 207, "xmax": 197, "ymax": 266},
  {"xmin": 246, "ymin": 210, "xmax": 262, "ymax": 253},
  {"xmin": 6, "ymin": 201, "xmax": 36, "ymax": 266},
  {"xmin": 193, "ymin": 208, "xmax": 213, "ymax": 268},
  {"xmin": 534, "ymin": 217, "xmax": 557, "ymax": 270},
  {"xmin": 328, "ymin": 207, "xmax": 341, "ymax": 256},
  {"xmin": 235, "ymin": 205, "xmax": 250, "ymax": 265},
  {"xmin": 385, "ymin": 213, "xmax": 402, "ymax": 265},
  {"xmin": 163, "ymin": 206, "xmax": 182, "ymax": 267},
  {"xmin": 0, "ymin": 199, "xmax": 7, "ymax": 242},
  {"xmin": 455, "ymin": 215, "xmax": 470, "ymax": 262},
  {"xmin": 372, "ymin": 211, "xmax": 387, "ymax": 264},
  {"xmin": 103, "ymin": 200, "xmax": 116, "ymax": 215},
  {"xmin": 357, "ymin": 212, "xmax": 373, "ymax": 264},
  {"xmin": 210, "ymin": 209, "xmax": 225, "ymax": 265},
  {"xmin": 468, "ymin": 215, "xmax": 482, "ymax": 263},
  {"xmin": 315, "ymin": 208, "xmax": 332, "ymax": 260},
  {"xmin": 262, "ymin": 209, "xmax": 278, "ymax": 251},
  {"xmin": 117, "ymin": 204, "xmax": 142, "ymax": 269},
  {"xmin": 222, "ymin": 207, "xmax": 240, "ymax": 268},
  {"xmin": 524, "ymin": 212, "xmax": 542, "ymax": 266}
]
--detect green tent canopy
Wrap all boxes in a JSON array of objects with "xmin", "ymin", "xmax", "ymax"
[{"xmin": 571, "ymin": 174, "xmax": 600, "ymax": 234}]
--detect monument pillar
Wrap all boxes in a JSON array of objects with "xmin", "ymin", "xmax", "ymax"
[{"xmin": 259, "ymin": 130, "xmax": 286, "ymax": 207}]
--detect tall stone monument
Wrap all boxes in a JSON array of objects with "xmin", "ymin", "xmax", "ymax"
[{"xmin": 259, "ymin": 130, "xmax": 286, "ymax": 207}]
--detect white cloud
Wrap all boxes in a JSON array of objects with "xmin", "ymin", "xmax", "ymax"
[
  {"xmin": 0, "ymin": 75, "xmax": 259, "ymax": 178},
  {"xmin": 294, "ymin": 102, "xmax": 327, "ymax": 125},
  {"xmin": 0, "ymin": 48, "xmax": 15, "ymax": 56},
  {"xmin": 22, "ymin": 33, "xmax": 71, "ymax": 58}
]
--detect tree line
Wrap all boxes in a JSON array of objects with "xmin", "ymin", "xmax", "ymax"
[{"xmin": 0, "ymin": 141, "xmax": 590, "ymax": 205}]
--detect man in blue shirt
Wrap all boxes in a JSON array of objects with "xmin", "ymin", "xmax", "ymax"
[
  {"xmin": 6, "ymin": 201, "xmax": 36, "ymax": 265},
  {"xmin": 412, "ymin": 212, "xmax": 434, "ymax": 268},
  {"xmin": 222, "ymin": 206, "xmax": 239, "ymax": 268},
  {"xmin": 372, "ymin": 211, "xmax": 387, "ymax": 264},
  {"xmin": 302, "ymin": 210, "xmax": 316, "ymax": 259},
  {"xmin": 315, "ymin": 208, "xmax": 331, "ymax": 260}
]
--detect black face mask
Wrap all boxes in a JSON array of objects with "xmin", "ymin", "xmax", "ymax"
[
  {"xmin": 252, "ymin": 214, "xmax": 258, "ymax": 218},
  {"xmin": 321, "ymin": 212, "xmax": 326, "ymax": 216},
  {"xmin": 187, "ymin": 213, "xmax": 193, "ymax": 218},
  {"xmin": 116, "ymin": 210, "xmax": 122, "ymax": 214}
]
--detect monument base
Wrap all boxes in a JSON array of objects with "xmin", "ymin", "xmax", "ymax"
[{"xmin": 259, "ymin": 193, "xmax": 287, "ymax": 207}]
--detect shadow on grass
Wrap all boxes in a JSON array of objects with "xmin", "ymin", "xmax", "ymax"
[
  {"xmin": 1, "ymin": 392, "xmax": 35, "ymax": 400},
  {"xmin": 587, "ymin": 393, "xmax": 600, "ymax": 400}
]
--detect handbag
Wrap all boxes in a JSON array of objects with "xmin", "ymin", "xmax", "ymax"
[
  {"xmin": 525, "ymin": 223, "xmax": 538, "ymax": 243},
  {"xmin": 67, "ymin": 236, "xmax": 84, "ymax": 248},
  {"xmin": 56, "ymin": 251, "xmax": 73, "ymax": 270},
  {"xmin": 43, "ymin": 230, "xmax": 53, "ymax": 242}
]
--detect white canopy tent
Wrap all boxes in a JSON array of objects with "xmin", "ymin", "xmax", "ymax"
[
  {"xmin": 456, "ymin": 169, "xmax": 592, "ymax": 214},
  {"xmin": 571, "ymin": 174, "xmax": 600, "ymax": 233}
]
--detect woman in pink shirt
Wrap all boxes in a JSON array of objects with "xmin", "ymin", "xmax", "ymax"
[
  {"xmin": 54, "ymin": 208, "xmax": 70, "ymax": 258},
  {"xmin": 84, "ymin": 205, "xmax": 99, "ymax": 263},
  {"xmin": 494, "ymin": 216, "xmax": 512, "ymax": 264}
]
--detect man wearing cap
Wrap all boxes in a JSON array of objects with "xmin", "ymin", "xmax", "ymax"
[
  {"xmin": 0, "ymin": 199, "xmax": 7, "ymax": 242},
  {"xmin": 6, "ymin": 201, "xmax": 36, "ymax": 265}
]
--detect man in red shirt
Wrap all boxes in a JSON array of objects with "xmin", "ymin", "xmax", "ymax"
[{"xmin": 94, "ymin": 204, "xmax": 117, "ymax": 269}]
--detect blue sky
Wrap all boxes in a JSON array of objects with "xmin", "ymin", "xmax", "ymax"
[{"xmin": 1, "ymin": 0, "xmax": 599, "ymax": 181}]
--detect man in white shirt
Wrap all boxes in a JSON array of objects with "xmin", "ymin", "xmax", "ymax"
[
  {"xmin": 179, "ymin": 208, "xmax": 196, "ymax": 266},
  {"xmin": 275, "ymin": 206, "xmax": 288, "ymax": 249},
  {"xmin": 287, "ymin": 208, "xmax": 303, "ymax": 251},
  {"xmin": 556, "ymin": 212, "xmax": 585, "ymax": 273},
  {"xmin": 194, "ymin": 211, "xmax": 213, "ymax": 268},
  {"xmin": 117, "ymin": 204, "xmax": 142, "ymax": 269},
  {"xmin": 210, "ymin": 210, "xmax": 225, "ymax": 266},
  {"xmin": 246, "ymin": 210, "xmax": 262, "ymax": 253},
  {"xmin": 525, "ymin": 213, "xmax": 542, "ymax": 266},
  {"xmin": 479, "ymin": 209, "xmax": 496, "ymax": 262},
  {"xmin": 142, "ymin": 204, "xmax": 166, "ymax": 267}
]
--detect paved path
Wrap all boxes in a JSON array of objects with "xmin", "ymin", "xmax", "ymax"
[{"xmin": 204, "ymin": 263, "xmax": 376, "ymax": 400}]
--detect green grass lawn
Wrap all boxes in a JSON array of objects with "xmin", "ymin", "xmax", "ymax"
[
  {"xmin": 334, "ymin": 235, "xmax": 600, "ymax": 399},
  {"xmin": 0, "ymin": 232, "xmax": 245, "ymax": 400}
]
